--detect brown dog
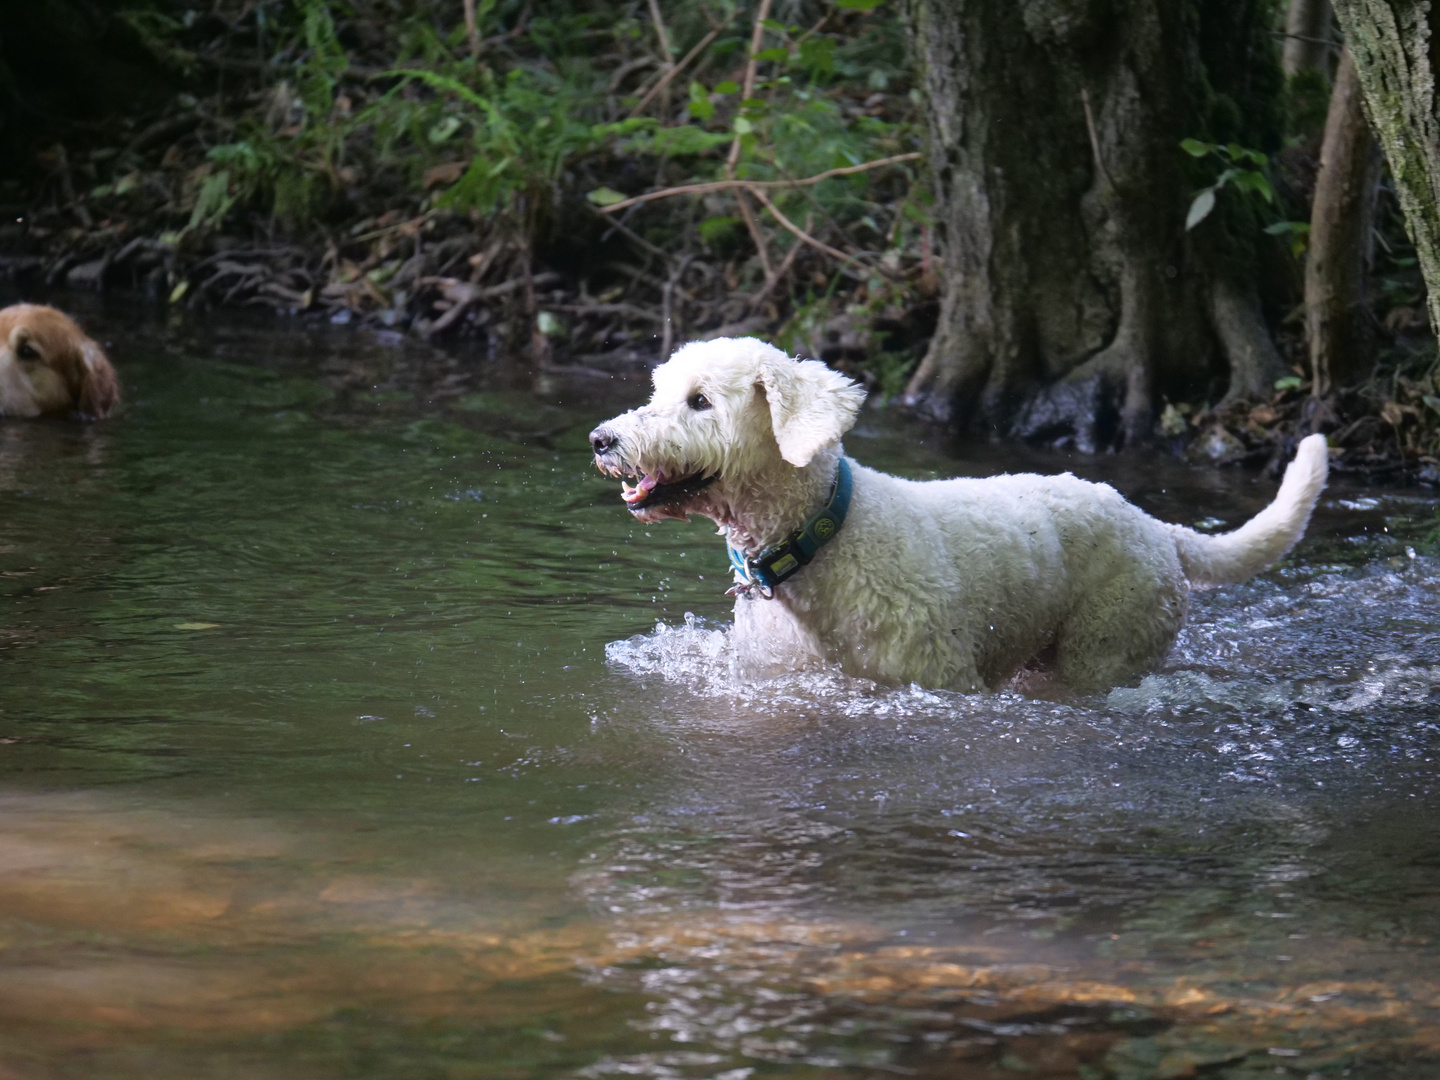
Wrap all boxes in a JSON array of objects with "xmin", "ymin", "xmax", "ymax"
[{"xmin": 0, "ymin": 304, "xmax": 119, "ymax": 420}]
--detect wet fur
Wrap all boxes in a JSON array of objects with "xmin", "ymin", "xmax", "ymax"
[
  {"xmin": 0, "ymin": 304, "xmax": 119, "ymax": 420},
  {"xmin": 592, "ymin": 337, "xmax": 1328, "ymax": 693}
]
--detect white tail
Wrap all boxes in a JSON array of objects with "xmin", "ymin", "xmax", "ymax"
[{"xmin": 1169, "ymin": 433, "xmax": 1329, "ymax": 586}]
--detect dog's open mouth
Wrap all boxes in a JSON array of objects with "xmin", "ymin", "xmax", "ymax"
[{"xmin": 598, "ymin": 463, "xmax": 716, "ymax": 515}]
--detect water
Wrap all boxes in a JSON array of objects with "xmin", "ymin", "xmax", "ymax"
[{"xmin": 2, "ymin": 303, "xmax": 1439, "ymax": 1078}]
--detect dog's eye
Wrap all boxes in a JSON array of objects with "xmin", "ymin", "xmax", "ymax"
[
  {"xmin": 687, "ymin": 392, "xmax": 712, "ymax": 411},
  {"xmin": 16, "ymin": 343, "xmax": 38, "ymax": 361}
]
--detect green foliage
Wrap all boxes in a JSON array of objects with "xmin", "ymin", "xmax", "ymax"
[
  {"xmin": 1264, "ymin": 219, "xmax": 1310, "ymax": 257},
  {"xmin": 1181, "ymin": 139, "xmax": 1274, "ymax": 230},
  {"xmin": 153, "ymin": 0, "xmax": 912, "ymax": 257},
  {"xmin": 100, "ymin": 0, "xmax": 920, "ymax": 392}
]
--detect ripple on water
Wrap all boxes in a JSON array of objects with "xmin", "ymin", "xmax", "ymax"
[{"xmin": 604, "ymin": 556, "xmax": 1440, "ymax": 797}]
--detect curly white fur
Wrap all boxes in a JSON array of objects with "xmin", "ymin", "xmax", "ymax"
[{"xmin": 590, "ymin": 337, "xmax": 1328, "ymax": 692}]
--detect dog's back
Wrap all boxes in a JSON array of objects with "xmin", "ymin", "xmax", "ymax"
[{"xmin": 832, "ymin": 466, "xmax": 1187, "ymax": 688}]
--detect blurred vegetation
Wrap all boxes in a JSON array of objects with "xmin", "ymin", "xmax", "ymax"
[
  {"xmin": 0, "ymin": 1, "xmax": 1435, "ymax": 475},
  {"xmin": 0, "ymin": 0, "xmax": 933, "ymax": 395}
]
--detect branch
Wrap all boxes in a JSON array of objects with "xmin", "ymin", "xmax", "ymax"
[
  {"xmin": 748, "ymin": 213, "xmax": 808, "ymax": 313},
  {"xmin": 628, "ymin": 15, "xmax": 736, "ymax": 119},
  {"xmin": 736, "ymin": 188, "xmax": 775, "ymax": 279},
  {"xmin": 594, "ymin": 153, "xmax": 921, "ymax": 214},
  {"xmin": 462, "ymin": 0, "xmax": 479, "ymax": 56},
  {"xmin": 645, "ymin": 0, "xmax": 674, "ymax": 68},
  {"xmin": 745, "ymin": 186, "xmax": 856, "ymax": 267},
  {"xmin": 726, "ymin": 0, "xmax": 774, "ymax": 177}
]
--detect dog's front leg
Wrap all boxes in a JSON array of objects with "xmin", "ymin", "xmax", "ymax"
[
  {"xmin": 938, "ymin": 626, "xmax": 989, "ymax": 693},
  {"xmin": 731, "ymin": 593, "xmax": 826, "ymax": 679}
]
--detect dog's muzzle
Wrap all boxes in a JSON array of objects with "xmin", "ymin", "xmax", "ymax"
[{"xmin": 589, "ymin": 425, "xmax": 716, "ymax": 516}]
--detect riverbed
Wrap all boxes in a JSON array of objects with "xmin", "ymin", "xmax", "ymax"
[{"xmin": 1, "ymin": 303, "xmax": 1438, "ymax": 1079}]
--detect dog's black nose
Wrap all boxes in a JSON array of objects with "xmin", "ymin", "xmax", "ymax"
[{"xmin": 590, "ymin": 426, "xmax": 619, "ymax": 456}]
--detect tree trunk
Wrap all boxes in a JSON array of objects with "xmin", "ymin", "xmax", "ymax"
[
  {"xmin": 1306, "ymin": 49, "xmax": 1382, "ymax": 396},
  {"xmin": 899, "ymin": 0, "xmax": 1284, "ymax": 450},
  {"xmin": 1212, "ymin": 278, "xmax": 1290, "ymax": 403},
  {"xmin": 1283, "ymin": 0, "xmax": 1333, "ymax": 79},
  {"xmin": 1330, "ymin": 0, "xmax": 1440, "ymax": 337}
]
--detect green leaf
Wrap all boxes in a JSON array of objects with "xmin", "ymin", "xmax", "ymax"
[
  {"xmin": 586, "ymin": 187, "xmax": 627, "ymax": 207},
  {"xmin": 698, "ymin": 215, "xmax": 740, "ymax": 243},
  {"xmin": 732, "ymin": 115, "xmax": 753, "ymax": 135},
  {"xmin": 188, "ymin": 169, "xmax": 235, "ymax": 232},
  {"xmin": 623, "ymin": 124, "xmax": 731, "ymax": 157},
  {"xmin": 381, "ymin": 67, "xmax": 492, "ymax": 114},
  {"xmin": 1228, "ymin": 169, "xmax": 1276, "ymax": 204},
  {"xmin": 1265, "ymin": 220, "xmax": 1308, "ymax": 235},
  {"xmin": 798, "ymin": 37, "xmax": 836, "ymax": 77},
  {"xmin": 836, "ymin": 0, "xmax": 884, "ymax": 9},
  {"xmin": 1211, "ymin": 167, "xmax": 1239, "ymax": 190},
  {"xmin": 428, "ymin": 115, "xmax": 463, "ymax": 144},
  {"xmin": 713, "ymin": 80, "xmax": 739, "ymax": 94},
  {"xmin": 759, "ymin": 18, "xmax": 788, "ymax": 33},
  {"xmin": 1274, "ymin": 375, "xmax": 1304, "ymax": 391},
  {"xmin": 1185, "ymin": 187, "xmax": 1217, "ymax": 230},
  {"xmin": 1180, "ymin": 137, "xmax": 1211, "ymax": 157},
  {"xmin": 1227, "ymin": 142, "xmax": 1245, "ymax": 162},
  {"xmin": 754, "ymin": 47, "xmax": 790, "ymax": 62},
  {"xmin": 1246, "ymin": 170, "xmax": 1275, "ymax": 203},
  {"xmin": 687, "ymin": 80, "xmax": 715, "ymax": 121},
  {"xmin": 169, "ymin": 280, "xmax": 189, "ymax": 304}
]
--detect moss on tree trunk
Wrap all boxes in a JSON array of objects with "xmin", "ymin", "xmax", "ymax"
[
  {"xmin": 1331, "ymin": 0, "xmax": 1440, "ymax": 336},
  {"xmin": 899, "ymin": 0, "xmax": 1284, "ymax": 449}
]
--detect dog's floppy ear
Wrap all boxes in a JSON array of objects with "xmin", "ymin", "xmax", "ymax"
[
  {"xmin": 757, "ymin": 353, "xmax": 866, "ymax": 466},
  {"xmin": 76, "ymin": 339, "xmax": 119, "ymax": 420}
]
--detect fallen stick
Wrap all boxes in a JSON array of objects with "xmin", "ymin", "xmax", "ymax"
[{"xmin": 594, "ymin": 153, "xmax": 922, "ymax": 214}]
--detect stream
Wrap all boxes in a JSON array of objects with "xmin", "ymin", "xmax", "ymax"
[{"xmin": 1, "ymin": 300, "xmax": 1438, "ymax": 1079}]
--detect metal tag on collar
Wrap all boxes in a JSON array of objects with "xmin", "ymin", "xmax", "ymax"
[{"xmin": 724, "ymin": 458, "xmax": 852, "ymax": 600}]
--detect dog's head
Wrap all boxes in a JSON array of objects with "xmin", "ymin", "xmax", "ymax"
[
  {"xmin": 590, "ymin": 337, "xmax": 865, "ymax": 523},
  {"xmin": 0, "ymin": 304, "xmax": 119, "ymax": 420}
]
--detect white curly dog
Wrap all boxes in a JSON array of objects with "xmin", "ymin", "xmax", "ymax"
[{"xmin": 590, "ymin": 337, "xmax": 1328, "ymax": 692}]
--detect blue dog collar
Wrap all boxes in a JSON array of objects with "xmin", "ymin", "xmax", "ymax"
[{"xmin": 727, "ymin": 457, "xmax": 853, "ymax": 597}]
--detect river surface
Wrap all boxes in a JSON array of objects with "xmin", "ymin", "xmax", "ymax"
[{"xmin": 2, "ymin": 302, "xmax": 1439, "ymax": 1079}]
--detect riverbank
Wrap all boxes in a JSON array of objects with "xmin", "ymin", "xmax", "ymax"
[{"xmin": 0, "ymin": 0, "xmax": 1435, "ymax": 479}]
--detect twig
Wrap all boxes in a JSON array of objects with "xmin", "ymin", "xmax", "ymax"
[
  {"xmin": 350, "ymin": 213, "xmax": 432, "ymax": 244},
  {"xmin": 736, "ymin": 190, "xmax": 774, "ymax": 279},
  {"xmin": 746, "ymin": 186, "xmax": 856, "ymax": 267},
  {"xmin": 646, "ymin": 0, "xmax": 674, "ymax": 66},
  {"xmin": 628, "ymin": 15, "xmax": 736, "ymax": 119},
  {"xmin": 553, "ymin": 302, "xmax": 663, "ymax": 323},
  {"xmin": 748, "ymin": 213, "xmax": 808, "ymax": 314},
  {"xmin": 726, "ymin": 0, "xmax": 773, "ymax": 177},
  {"xmin": 610, "ymin": 56, "xmax": 658, "ymax": 96},
  {"xmin": 594, "ymin": 153, "xmax": 921, "ymax": 214},
  {"xmin": 463, "ymin": 0, "xmax": 479, "ymax": 56},
  {"xmin": 1080, "ymin": 88, "xmax": 1116, "ymax": 191},
  {"xmin": 592, "ymin": 206, "xmax": 672, "ymax": 262},
  {"xmin": 1271, "ymin": 31, "xmax": 1336, "ymax": 46}
]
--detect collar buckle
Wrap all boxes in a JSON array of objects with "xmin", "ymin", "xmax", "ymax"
[{"xmin": 725, "ymin": 458, "xmax": 853, "ymax": 599}]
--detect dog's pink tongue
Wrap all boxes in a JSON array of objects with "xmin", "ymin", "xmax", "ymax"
[{"xmin": 621, "ymin": 472, "xmax": 660, "ymax": 504}]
